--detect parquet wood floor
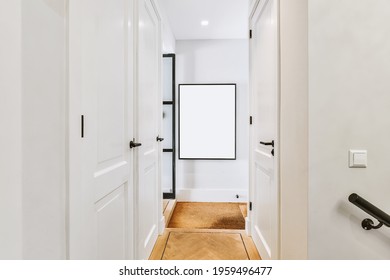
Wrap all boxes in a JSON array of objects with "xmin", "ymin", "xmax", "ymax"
[
  {"xmin": 168, "ymin": 202, "xmax": 246, "ymax": 229},
  {"xmin": 151, "ymin": 201, "xmax": 261, "ymax": 260},
  {"xmin": 149, "ymin": 228, "xmax": 261, "ymax": 260}
]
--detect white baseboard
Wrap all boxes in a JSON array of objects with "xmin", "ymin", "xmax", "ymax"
[{"xmin": 177, "ymin": 188, "xmax": 248, "ymax": 202}]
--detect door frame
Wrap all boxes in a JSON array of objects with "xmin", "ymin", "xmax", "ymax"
[
  {"xmin": 153, "ymin": 0, "xmax": 165, "ymax": 237},
  {"xmin": 133, "ymin": 0, "xmax": 164, "ymax": 259},
  {"xmin": 248, "ymin": 0, "xmax": 281, "ymax": 259}
]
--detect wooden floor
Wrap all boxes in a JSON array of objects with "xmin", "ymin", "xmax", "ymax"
[
  {"xmin": 149, "ymin": 228, "xmax": 260, "ymax": 260},
  {"xmin": 150, "ymin": 201, "xmax": 261, "ymax": 260}
]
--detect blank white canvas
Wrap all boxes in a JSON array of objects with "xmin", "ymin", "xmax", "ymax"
[{"xmin": 179, "ymin": 84, "xmax": 236, "ymax": 159}]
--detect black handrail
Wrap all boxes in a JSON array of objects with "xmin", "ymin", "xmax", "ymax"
[{"xmin": 348, "ymin": 193, "xmax": 390, "ymax": 230}]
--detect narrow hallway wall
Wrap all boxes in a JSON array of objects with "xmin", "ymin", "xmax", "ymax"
[
  {"xmin": 0, "ymin": 0, "xmax": 23, "ymax": 260},
  {"xmin": 21, "ymin": 0, "xmax": 67, "ymax": 259},
  {"xmin": 175, "ymin": 39, "xmax": 249, "ymax": 202},
  {"xmin": 309, "ymin": 0, "xmax": 390, "ymax": 259}
]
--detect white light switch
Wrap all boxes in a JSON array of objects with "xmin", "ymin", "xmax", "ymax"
[{"xmin": 349, "ymin": 150, "xmax": 367, "ymax": 168}]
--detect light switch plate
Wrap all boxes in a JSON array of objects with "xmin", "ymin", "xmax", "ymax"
[{"xmin": 349, "ymin": 150, "xmax": 367, "ymax": 168}]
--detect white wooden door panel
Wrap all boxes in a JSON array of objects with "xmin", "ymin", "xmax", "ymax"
[
  {"xmin": 95, "ymin": 185, "xmax": 126, "ymax": 259},
  {"xmin": 136, "ymin": 0, "xmax": 160, "ymax": 260},
  {"xmin": 139, "ymin": 162, "xmax": 157, "ymax": 250},
  {"xmin": 250, "ymin": 0, "xmax": 280, "ymax": 260},
  {"xmin": 69, "ymin": 0, "xmax": 133, "ymax": 260},
  {"xmin": 253, "ymin": 153, "xmax": 273, "ymax": 258}
]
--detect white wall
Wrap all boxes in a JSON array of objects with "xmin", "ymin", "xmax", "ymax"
[
  {"xmin": 162, "ymin": 20, "xmax": 175, "ymax": 53},
  {"xmin": 309, "ymin": 0, "xmax": 390, "ymax": 259},
  {"xmin": 21, "ymin": 0, "xmax": 67, "ymax": 259},
  {"xmin": 279, "ymin": 0, "xmax": 308, "ymax": 260},
  {"xmin": 0, "ymin": 0, "xmax": 23, "ymax": 260},
  {"xmin": 0, "ymin": 0, "xmax": 67, "ymax": 259},
  {"xmin": 176, "ymin": 39, "xmax": 249, "ymax": 202}
]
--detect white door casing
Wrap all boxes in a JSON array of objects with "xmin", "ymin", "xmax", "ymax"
[
  {"xmin": 68, "ymin": 0, "xmax": 134, "ymax": 259},
  {"xmin": 135, "ymin": 0, "xmax": 162, "ymax": 260},
  {"xmin": 249, "ymin": 0, "xmax": 280, "ymax": 260}
]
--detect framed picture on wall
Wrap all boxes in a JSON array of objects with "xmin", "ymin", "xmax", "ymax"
[{"xmin": 178, "ymin": 83, "xmax": 236, "ymax": 160}]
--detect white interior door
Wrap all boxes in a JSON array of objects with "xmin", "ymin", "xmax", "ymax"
[
  {"xmin": 249, "ymin": 0, "xmax": 280, "ymax": 260},
  {"xmin": 69, "ymin": 0, "xmax": 134, "ymax": 259},
  {"xmin": 135, "ymin": 0, "xmax": 161, "ymax": 260}
]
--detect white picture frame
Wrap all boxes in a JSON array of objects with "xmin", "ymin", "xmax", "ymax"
[{"xmin": 178, "ymin": 84, "xmax": 236, "ymax": 160}]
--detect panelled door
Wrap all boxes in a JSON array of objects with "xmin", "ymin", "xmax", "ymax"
[
  {"xmin": 249, "ymin": 0, "xmax": 280, "ymax": 260},
  {"xmin": 69, "ymin": 0, "xmax": 134, "ymax": 259},
  {"xmin": 135, "ymin": 0, "xmax": 162, "ymax": 260}
]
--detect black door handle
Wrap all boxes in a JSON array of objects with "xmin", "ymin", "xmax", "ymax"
[
  {"xmin": 129, "ymin": 140, "xmax": 142, "ymax": 149},
  {"xmin": 156, "ymin": 136, "xmax": 164, "ymax": 142},
  {"xmin": 260, "ymin": 140, "xmax": 274, "ymax": 147}
]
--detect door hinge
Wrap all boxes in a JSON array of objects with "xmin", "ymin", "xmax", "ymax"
[
  {"xmin": 249, "ymin": 29, "xmax": 252, "ymax": 39},
  {"xmin": 81, "ymin": 115, "xmax": 84, "ymax": 138},
  {"xmin": 250, "ymin": 116, "xmax": 253, "ymax": 125},
  {"xmin": 249, "ymin": 202, "xmax": 253, "ymax": 211}
]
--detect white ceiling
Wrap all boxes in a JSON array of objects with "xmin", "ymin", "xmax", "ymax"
[{"xmin": 160, "ymin": 0, "xmax": 249, "ymax": 40}]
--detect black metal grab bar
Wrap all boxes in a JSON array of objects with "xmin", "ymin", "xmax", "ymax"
[{"xmin": 348, "ymin": 193, "xmax": 390, "ymax": 230}]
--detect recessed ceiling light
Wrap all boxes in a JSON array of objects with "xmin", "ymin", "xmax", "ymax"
[{"xmin": 201, "ymin": 20, "xmax": 209, "ymax": 26}]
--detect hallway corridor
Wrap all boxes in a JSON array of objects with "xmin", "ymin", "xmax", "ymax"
[{"xmin": 3, "ymin": 0, "xmax": 390, "ymax": 262}]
